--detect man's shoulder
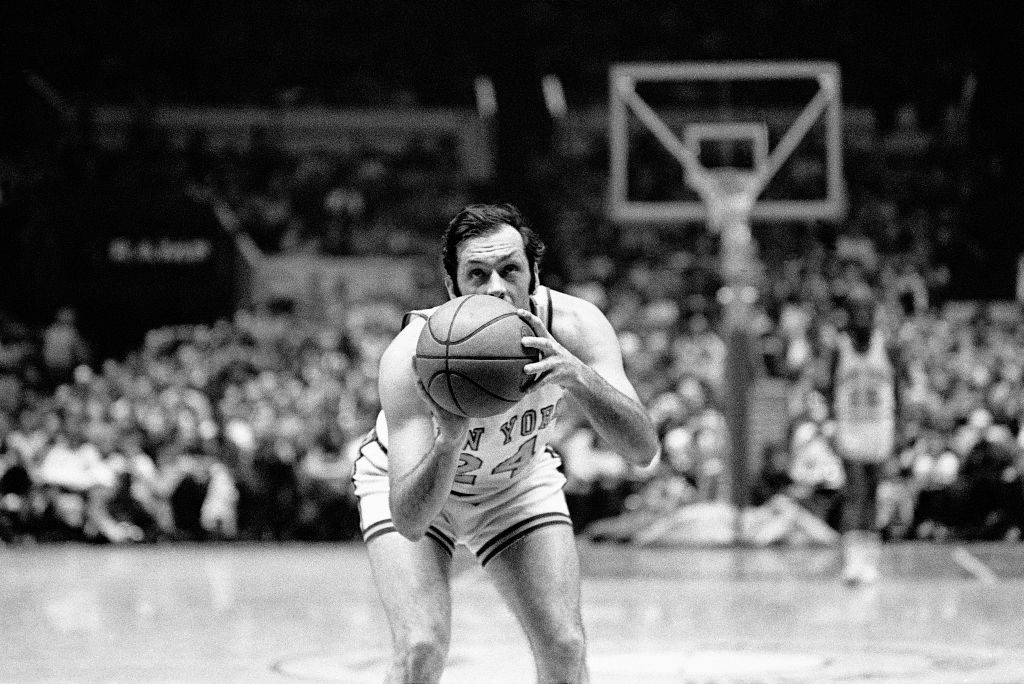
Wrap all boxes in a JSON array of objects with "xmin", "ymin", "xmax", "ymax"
[
  {"xmin": 544, "ymin": 287, "xmax": 616, "ymax": 352},
  {"xmin": 399, "ymin": 306, "xmax": 436, "ymax": 328},
  {"xmin": 546, "ymin": 288, "xmax": 606, "ymax": 325},
  {"xmin": 379, "ymin": 316, "xmax": 425, "ymax": 376}
]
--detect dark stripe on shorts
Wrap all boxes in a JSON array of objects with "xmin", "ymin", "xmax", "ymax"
[
  {"xmin": 477, "ymin": 512, "xmax": 573, "ymax": 567},
  {"xmin": 362, "ymin": 519, "xmax": 455, "ymax": 557},
  {"xmin": 362, "ymin": 519, "xmax": 397, "ymax": 544},
  {"xmin": 425, "ymin": 526, "xmax": 456, "ymax": 556}
]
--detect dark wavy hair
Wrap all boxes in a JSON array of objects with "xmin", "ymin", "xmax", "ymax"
[{"xmin": 441, "ymin": 203, "xmax": 546, "ymax": 295}]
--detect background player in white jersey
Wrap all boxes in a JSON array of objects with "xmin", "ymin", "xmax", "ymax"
[
  {"xmin": 353, "ymin": 203, "xmax": 659, "ymax": 683},
  {"xmin": 828, "ymin": 295, "xmax": 901, "ymax": 585}
]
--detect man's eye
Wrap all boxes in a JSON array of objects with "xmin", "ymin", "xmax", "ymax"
[{"xmin": 503, "ymin": 265, "xmax": 519, "ymax": 275}]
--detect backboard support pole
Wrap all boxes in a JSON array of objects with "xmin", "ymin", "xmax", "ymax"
[{"xmin": 606, "ymin": 61, "xmax": 848, "ymax": 541}]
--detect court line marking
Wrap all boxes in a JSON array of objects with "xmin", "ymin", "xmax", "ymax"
[
  {"xmin": 952, "ymin": 546, "xmax": 999, "ymax": 585},
  {"xmin": 271, "ymin": 641, "xmax": 1011, "ymax": 682}
]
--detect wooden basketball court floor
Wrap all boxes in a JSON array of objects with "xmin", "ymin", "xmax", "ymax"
[{"xmin": 3, "ymin": 540, "xmax": 1024, "ymax": 683}]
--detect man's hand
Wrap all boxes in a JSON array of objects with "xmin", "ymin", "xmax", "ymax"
[
  {"xmin": 516, "ymin": 298, "xmax": 658, "ymax": 467},
  {"xmin": 412, "ymin": 372, "xmax": 469, "ymax": 443},
  {"xmin": 516, "ymin": 308, "xmax": 587, "ymax": 392}
]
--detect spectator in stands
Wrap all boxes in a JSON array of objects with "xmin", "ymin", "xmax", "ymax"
[
  {"xmin": 294, "ymin": 438, "xmax": 359, "ymax": 541},
  {"xmin": 559, "ymin": 423, "xmax": 633, "ymax": 533},
  {"xmin": 874, "ymin": 456, "xmax": 917, "ymax": 541},
  {"xmin": 954, "ymin": 425, "xmax": 1024, "ymax": 540},
  {"xmin": 581, "ymin": 423, "xmax": 697, "ymax": 545},
  {"xmin": 671, "ymin": 312, "xmax": 727, "ymax": 399},
  {"xmin": 6, "ymin": 407, "xmax": 51, "ymax": 467},
  {"xmin": 201, "ymin": 461, "xmax": 239, "ymax": 539},
  {"xmin": 741, "ymin": 429, "xmax": 843, "ymax": 548},
  {"xmin": 105, "ymin": 430, "xmax": 175, "ymax": 540},
  {"xmin": 1, "ymin": 418, "xmax": 32, "ymax": 542},
  {"xmin": 786, "ymin": 419, "xmax": 845, "ymax": 528},
  {"xmin": 41, "ymin": 307, "xmax": 91, "ymax": 391},
  {"xmin": 1, "ymin": 90, "xmax": 1017, "ymax": 551},
  {"xmin": 165, "ymin": 454, "xmax": 210, "ymax": 541},
  {"xmin": 35, "ymin": 425, "xmax": 142, "ymax": 543}
]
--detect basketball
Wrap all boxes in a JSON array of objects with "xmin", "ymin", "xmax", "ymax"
[{"xmin": 414, "ymin": 294, "xmax": 541, "ymax": 418}]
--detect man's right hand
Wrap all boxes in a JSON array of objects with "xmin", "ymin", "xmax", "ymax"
[{"xmin": 414, "ymin": 377, "xmax": 470, "ymax": 445}]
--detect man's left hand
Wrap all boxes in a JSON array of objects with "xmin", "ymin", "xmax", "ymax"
[{"xmin": 517, "ymin": 308, "xmax": 586, "ymax": 392}]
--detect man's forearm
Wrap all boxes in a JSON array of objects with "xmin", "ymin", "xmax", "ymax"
[
  {"xmin": 389, "ymin": 435, "xmax": 461, "ymax": 539},
  {"xmin": 568, "ymin": 366, "xmax": 658, "ymax": 466}
]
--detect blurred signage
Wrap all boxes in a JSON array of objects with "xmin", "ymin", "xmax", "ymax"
[
  {"xmin": 90, "ymin": 106, "xmax": 493, "ymax": 181},
  {"xmin": 254, "ymin": 254, "xmax": 433, "ymax": 308},
  {"xmin": 107, "ymin": 237, "xmax": 214, "ymax": 265}
]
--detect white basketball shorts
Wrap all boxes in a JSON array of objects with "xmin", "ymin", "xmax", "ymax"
[{"xmin": 352, "ymin": 431, "xmax": 573, "ymax": 567}]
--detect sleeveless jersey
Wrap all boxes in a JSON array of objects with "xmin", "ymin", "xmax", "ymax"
[
  {"xmin": 833, "ymin": 330, "xmax": 896, "ymax": 462},
  {"xmin": 374, "ymin": 287, "xmax": 566, "ymax": 498}
]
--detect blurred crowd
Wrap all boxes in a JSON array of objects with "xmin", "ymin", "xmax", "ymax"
[
  {"xmin": 6, "ymin": 251, "xmax": 1024, "ymax": 546},
  {"xmin": 564, "ymin": 253, "xmax": 1024, "ymax": 547},
  {"xmin": 548, "ymin": 102, "xmax": 1024, "ymax": 546},
  {"xmin": 183, "ymin": 127, "xmax": 472, "ymax": 258},
  {"xmin": 29, "ymin": 116, "xmax": 473, "ymax": 260},
  {"xmin": 1, "ymin": 300, "xmax": 402, "ymax": 544},
  {"xmin": 5, "ymin": 98, "xmax": 1024, "ymax": 548}
]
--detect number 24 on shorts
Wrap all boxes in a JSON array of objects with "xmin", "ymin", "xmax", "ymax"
[{"xmin": 454, "ymin": 437, "xmax": 536, "ymax": 486}]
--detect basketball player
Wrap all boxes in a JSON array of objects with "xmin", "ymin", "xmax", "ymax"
[
  {"xmin": 829, "ymin": 295, "xmax": 901, "ymax": 586},
  {"xmin": 353, "ymin": 203, "xmax": 659, "ymax": 682}
]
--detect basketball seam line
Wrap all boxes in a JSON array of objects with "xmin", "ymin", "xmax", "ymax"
[
  {"xmin": 443, "ymin": 311, "xmax": 520, "ymax": 344},
  {"xmin": 426, "ymin": 296, "xmax": 536, "ymax": 415},
  {"xmin": 427, "ymin": 300, "xmax": 522, "ymax": 345},
  {"xmin": 443, "ymin": 298, "xmax": 472, "ymax": 416},
  {"xmin": 426, "ymin": 371, "xmax": 522, "ymax": 403}
]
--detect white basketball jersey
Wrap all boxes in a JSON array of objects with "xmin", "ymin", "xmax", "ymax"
[
  {"xmin": 376, "ymin": 287, "xmax": 566, "ymax": 497},
  {"xmin": 833, "ymin": 330, "xmax": 896, "ymax": 462}
]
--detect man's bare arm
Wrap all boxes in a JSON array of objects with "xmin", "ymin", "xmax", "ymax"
[
  {"xmin": 518, "ymin": 297, "xmax": 658, "ymax": 467},
  {"xmin": 378, "ymin": 324, "xmax": 468, "ymax": 540}
]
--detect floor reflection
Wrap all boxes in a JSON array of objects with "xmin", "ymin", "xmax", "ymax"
[{"xmin": 2, "ymin": 541, "xmax": 1024, "ymax": 682}]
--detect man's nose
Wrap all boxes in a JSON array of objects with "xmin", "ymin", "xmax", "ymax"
[{"xmin": 485, "ymin": 271, "xmax": 507, "ymax": 298}]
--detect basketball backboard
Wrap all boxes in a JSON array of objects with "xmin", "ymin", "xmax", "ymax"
[{"xmin": 607, "ymin": 61, "xmax": 846, "ymax": 224}]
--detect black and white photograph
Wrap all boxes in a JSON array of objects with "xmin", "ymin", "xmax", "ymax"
[{"xmin": 2, "ymin": 2, "xmax": 1024, "ymax": 682}]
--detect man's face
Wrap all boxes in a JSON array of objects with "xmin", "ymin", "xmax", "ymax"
[{"xmin": 449, "ymin": 224, "xmax": 535, "ymax": 309}]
